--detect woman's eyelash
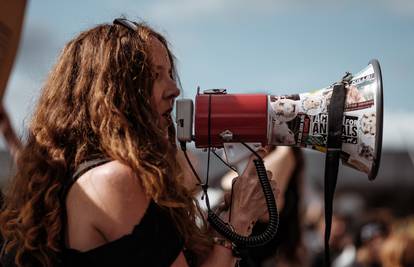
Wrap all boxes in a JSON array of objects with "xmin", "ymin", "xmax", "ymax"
[{"xmin": 154, "ymin": 70, "xmax": 173, "ymax": 79}]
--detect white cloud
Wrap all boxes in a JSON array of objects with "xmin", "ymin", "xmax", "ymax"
[{"xmin": 381, "ymin": 0, "xmax": 414, "ymax": 17}]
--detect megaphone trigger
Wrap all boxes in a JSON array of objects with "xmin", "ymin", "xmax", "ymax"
[
  {"xmin": 222, "ymin": 142, "xmax": 262, "ymax": 176},
  {"xmin": 240, "ymin": 147, "xmax": 267, "ymax": 177}
]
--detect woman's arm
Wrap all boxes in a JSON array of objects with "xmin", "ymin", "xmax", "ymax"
[
  {"xmin": 177, "ymin": 149, "xmax": 282, "ymax": 266},
  {"xmin": 199, "ymin": 211, "xmax": 252, "ymax": 267},
  {"xmin": 261, "ymin": 147, "xmax": 296, "ymax": 210},
  {"xmin": 199, "ymin": 245, "xmax": 237, "ymax": 267},
  {"xmin": 65, "ymin": 161, "xmax": 151, "ymax": 250},
  {"xmin": 173, "ymin": 244, "xmax": 239, "ymax": 267}
]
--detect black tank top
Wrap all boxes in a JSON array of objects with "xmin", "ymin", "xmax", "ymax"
[{"xmin": 60, "ymin": 158, "xmax": 188, "ymax": 267}]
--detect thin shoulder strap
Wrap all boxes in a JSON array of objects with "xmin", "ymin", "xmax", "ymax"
[
  {"xmin": 61, "ymin": 157, "xmax": 111, "ymax": 201},
  {"xmin": 72, "ymin": 158, "xmax": 112, "ymax": 181},
  {"xmin": 59, "ymin": 157, "xmax": 111, "ymax": 250}
]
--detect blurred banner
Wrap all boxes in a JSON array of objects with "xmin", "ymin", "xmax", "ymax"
[{"xmin": 0, "ymin": 0, "xmax": 27, "ymax": 101}]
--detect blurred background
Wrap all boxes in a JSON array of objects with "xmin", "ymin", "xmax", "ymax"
[{"xmin": 1, "ymin": 1, "xmax": 414, "ymax": 266}]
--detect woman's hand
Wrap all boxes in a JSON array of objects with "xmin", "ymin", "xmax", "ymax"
[{"xmin": 226, "ymin": 149, "xmax": 280, "ymax": 236}]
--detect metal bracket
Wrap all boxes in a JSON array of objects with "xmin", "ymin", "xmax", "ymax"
[
  {"xmin": 220, "ymin": 130, "xmax": 233, "ymax": 142},
  {"xmin": 203, "ymin": 88, "xmax": 227, "ymax": 94}
]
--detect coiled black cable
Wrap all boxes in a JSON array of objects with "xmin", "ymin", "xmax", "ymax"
[
  {"xmin": 180, "ymin": 93, "xmax": 279, "ymax": 249},
  {"xmin": 207, "ymin": 158, "xmax": 279, "ymax": 248}
]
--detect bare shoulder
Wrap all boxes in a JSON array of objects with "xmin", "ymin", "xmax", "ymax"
[{"xmin": 67, "ymin": 160, "xmax": 150, "ymax": 242}]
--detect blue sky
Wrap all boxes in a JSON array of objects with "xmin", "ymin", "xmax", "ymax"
[{"xmin": 2, "ymin": 0, "xmax": 414, "ymax": 149}]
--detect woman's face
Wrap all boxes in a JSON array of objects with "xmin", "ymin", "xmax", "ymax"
[{"xmin": 149, "ymin": 37, "xmax": 180, "ymax": 131}]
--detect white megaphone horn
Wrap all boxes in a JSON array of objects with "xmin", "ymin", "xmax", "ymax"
[{"xmin": 176, "ymin": 59, "xmax": 383, "ymax": 180}]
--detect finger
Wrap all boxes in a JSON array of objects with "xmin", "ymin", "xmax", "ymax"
[
  {"xmin": 224, "ymin": 191, "xmax": 232, "ymax": 208},
  {"xmin": 264, "ymin": 144, "xmax": 274, "ymax": 152},
  {"xmin": 232, "ymin": 177, "xmax": 238, "ymax": 186},
  {"xmin": 255, "ymin": 148, "xmax": 268, "ymax": 158}
]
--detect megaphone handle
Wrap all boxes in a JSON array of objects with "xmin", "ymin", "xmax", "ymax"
[
  {"xmin": 235, "ymin": 161, "xmax": 248, "ymax": 176},
  {"xmin": 223, "ymin": 143, "xmax": 262, "ymax": 175}
]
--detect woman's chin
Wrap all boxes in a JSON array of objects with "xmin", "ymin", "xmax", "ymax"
[
  {"xmin": 158, "ymin": 116, "xmax": 172, "ymax": 137},
  {"xmin": 158, "ymin": 116, "xmax": 173, "ymax": 133}
]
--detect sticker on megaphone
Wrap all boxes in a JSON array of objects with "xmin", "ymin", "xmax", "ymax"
[
  {"xmin": 178, "ymin": 60, "xmax": 383, "ymax": 180},
  {"xmin": 268, "ymin": 62, "xmax": 382, "ymax": 177}
]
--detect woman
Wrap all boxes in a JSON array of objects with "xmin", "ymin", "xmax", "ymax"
[
  {"xmin": 0, "ymin": 18, "xmax": 278, "ymax": 267},
  {"xmin": 380, "ymin": 217, "xmax": 414, "ymax": 267}
]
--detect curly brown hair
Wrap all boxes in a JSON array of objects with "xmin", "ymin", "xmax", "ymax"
[{"xmin": 0, "ymin": 21, "xmax": 211, "ymax": 266}]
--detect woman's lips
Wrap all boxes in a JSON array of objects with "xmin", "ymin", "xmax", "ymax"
[{"xmin": 161, "ymin": 109, "xmax": 173, "ymax": 125}]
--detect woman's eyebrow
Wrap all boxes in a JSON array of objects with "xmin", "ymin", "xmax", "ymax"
[{"xmin": 155, "ymin": 65, "xmax": 171, "ymax": 72}]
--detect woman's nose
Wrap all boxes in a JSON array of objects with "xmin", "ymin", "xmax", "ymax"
[{"xmin": 165, "ymin": 81, "xmax": 180, "ymax": 99}]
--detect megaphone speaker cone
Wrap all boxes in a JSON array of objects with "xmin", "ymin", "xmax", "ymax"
[{"xmin": 192, "ymin": 60, "xmax": 383, "ymax": 180}]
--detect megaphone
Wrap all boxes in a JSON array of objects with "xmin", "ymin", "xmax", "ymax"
[
  {"xmin": 177, "ymin": 59, "xmax": 383, "ymax": 180},
  {"xmin": 176, "ymin": 59, "xmax": 383, "ymax": 256}
]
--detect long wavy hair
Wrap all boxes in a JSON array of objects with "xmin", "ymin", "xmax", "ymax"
[{"xmin": 0, "ymin": 21, "xmax": 211, "ymax": 266}]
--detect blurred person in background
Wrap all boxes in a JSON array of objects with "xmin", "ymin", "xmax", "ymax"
[
  {"xmin": 311, "ymin": 192, "xmax": 367, "ymax": 267},
  {"xmin": 352, "ymin": 209, "xmax": 393, "ymax": 267},
  {"xmin": 380, "ymin": 220, "xmax": 414, "ymax": 267},
  {"xmin": 311, "ymin": 212, "xmax": 356, "ymax": 267},
  {"xmin": 302, "ymin": 194, "xmax": 324, "ymax": 263}
]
